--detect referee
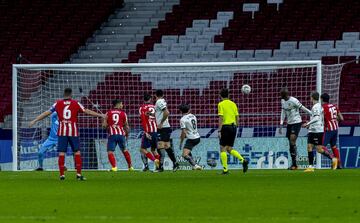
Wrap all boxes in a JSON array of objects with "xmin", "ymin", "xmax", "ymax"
[{"xmin": 218, "ymin": 88, "xmax": 248, "ymax": 174}]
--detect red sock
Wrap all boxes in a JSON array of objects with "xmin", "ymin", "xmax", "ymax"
[
  {"xmin": 74, "ymin": 153, "xmax": 82, "ymax": 175},
  {"xmin": 123, "ymin": 150, "xmax": 132, "ymax": 168},
  {"xmin": 108, "ymin": 152, "xmax": 116, "ymax": 168},
  {"xmin": 146, "ymin": 152, "xmax": 155, "ymax": 161},
  {"xmin": 332, "ymin": 147, "xmax": 341, "ymax": 164},
  {"xmin": 155, "ymin": 154, "xmax": 160, "ymax": 160},
  {"xmin": 58, "ymin": 155, "xmax": 65, "ymax": 176}
]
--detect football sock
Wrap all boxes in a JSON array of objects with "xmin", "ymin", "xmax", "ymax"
[
  {"xmin": 165, "ymin": 147, "xmax": 177, "ymax": 164},
  {"xmin": 332, "ymin": 147, "xmax": 341, "ymax": 166},
  {"xmin": 38, "ymin": 152, "xmax": 44, "ymax": 168},
  {"xmin": 108, "ymin": 152, "xmax": 116, "ymax": 168},
  {"xmin": 122, "ymin": 150, "xmax": 132, "ymax": 168},
  {"xmin": 58, "ymin": 155, "xmax": 65, "ymax": 176},
  {"xmin": 141, "ymin": 153, "xmax": 149, "ymax": 166},
  {"xmin": 321, "ymin": 147, "xmax": 334, "ymax": 160},
  {"xmin": 184, "ymin": 155, "xmax": 196, "ymax": 166},
  {"xmin": 74, "ymin": 153, "xmax": 82, "ymax": 175},
  {"xmin": 158, "ymin": 149, "xmax": 166, "ymax": 169},
  {"xmin": 145, "ymin": 152, "xmax": 155, "ymax": 162},
  {"xmin": 220, "ymin": 151, "xmax": 228, "ymax": 172},
  {"xmin": 289, "ymin": 144, "xmax": 297, "ymax": 166},
  {"xmin": 308, "ymin": 151, "xmax": 314, "ymax": 166},
  {"xmin": 230, "ymin": 149, "xmax": 244, "ymax": 163}
]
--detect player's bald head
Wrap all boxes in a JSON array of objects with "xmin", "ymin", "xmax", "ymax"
[
  {"xmin": 64, "ymin": 88, "xmax": 72, "ymax": 98},
  {"xmin": 280, "ymin": 88, "xmax": 289, "ymax": 99}
]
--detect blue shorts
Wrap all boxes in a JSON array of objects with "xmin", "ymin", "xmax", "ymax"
[
  {"xmin": 141, "ymin": 132, "xmax": 158, "ymax": 149},
  {"xmin": 58, "ymin": 136, "xmax": 80, "ymax": 153},
  {"xmin": 107, "ymin": 135, "xmax": 126, "ymax": 151},
  {"xmin": 39, "ymin": 138, "xmax": 57, "ymax": 154},
  {"xmin": 323, "ymin": 130, "xmax": 338, "ymax": 147}
]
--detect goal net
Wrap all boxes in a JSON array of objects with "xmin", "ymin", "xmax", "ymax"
[{"xmin": 12, "ymin": 61, "xmax": 343, "ymax": 171}]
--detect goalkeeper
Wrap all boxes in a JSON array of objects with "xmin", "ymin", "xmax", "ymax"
[{"xmin": 35, "ymin": 112, "xmax": 59, "ymax": 171}]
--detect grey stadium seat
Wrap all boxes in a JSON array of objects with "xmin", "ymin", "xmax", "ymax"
[
  {"xmin": 192, "ymin": 20, "xmax": 209, "ymax": 28},
  {"xmin": 182, "ymin": 51, "xmax": 198, "ymax": 59},
  {"xmin": 195, "ymin": 35, "xmax": 212, "ymax": 43},
  {"xmin": 273, "ymin": 49, "xmax": 290, "ymax": 57},
  {"xmin": 326, "ymin": 48, "xmax": 345, "ymax": 56},
  {"xmin": 206, "ymin": 43, "xmax": 224, "ymax": 51},
  {"xmin": 290, "ymin": 49, "xmax": 309, "ymax": 57},
  {"xmin": 298, "ymin": 41, "xmax": 316, "ymax": 49},
  {"xmin": 185, "ymin": 27, "xmax": 202, "ymax": 36},
  {"xmin": 218, "ymin": 50, "xmax": 236, "ymax": 58},
  {"xmin": 179, "ymin": 36, "xmax": 195, "ymax": 44},
  {"xmin": 309, "ymin": 49, "xmax": 327, "ymax": 58},
  {"xmin": 161, "ymin": 35, "xmax": 178, "ymax": 44},
  {"xmin": 171, "ymin": 43, "xmax": 187, "ymax": 52},
  {"xmin": 345, "ymin": 48, "xmax": 360, "ymax": 56},
  {"xmin": 237, "ymin": 50, "xmax": 254, "ymax": 59},
  {"xmin": 280, "ymin": 41, "xmax": 297, "ymax": 50},
  {"xmin": 202, "ymin": 27, "xmax": 220, "ymax": 36},
  {"xmin": 188, "ymin": 43, "xmax": 206, "ymax": 52},
  {"xmin": 352, "ymin": 40, "xmax": 360, "ymax": 48},
  {"xmin": 342, "ymin": 32, "xmax": 360, "ymax": 41},
  {"xmin": 336, "ymin": 40, "xmax": 352, "ymax": 49},
  {"xmin": 164, "ymin": 51, "xmax": 181, "ymax": 59},
  {"xmin": 317, "ymin": 41, "xmax": 334, "ymax": 49},
  {"xmin": 146, "ymin": 51, "xmax": 163, "ymax": 59},
  {"xmin": 254, "ymin": 49, "xmax": 272, "ymax": 59},
  {"xmin": 200, "ymin": 51, "xmax": 217, "ymax": 59},
  {"xmin": 153, "ymin": 43, "xmax": 170, "ymax": 52},
  {"xmin": 210, "ymin": 20, "xmax": 226, "ymax": 29}
]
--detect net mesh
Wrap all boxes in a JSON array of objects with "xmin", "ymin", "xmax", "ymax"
[{"xmin": 14, "ymin": 62, "xmax": 343, "ymax": 170}]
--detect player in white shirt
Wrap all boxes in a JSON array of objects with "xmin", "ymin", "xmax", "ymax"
[
  {"xmin": 178, "ymin": 104, "xmax": 202, "ymax": 170},
  {"xmin": 155, "ymin": 90, "xmax": 179, "ymax": 172},
  {"xmin": 303, "ymin": 92, "xmax": 338, "ymax": 172},
  {"xmin": 279, "ymin": 88, "xmax": 311, "ymax": 170}
]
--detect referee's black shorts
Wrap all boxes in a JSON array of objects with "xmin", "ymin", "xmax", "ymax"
[{"xmin": 220, "ymin": 124, "xmax": 237, "ymax": 147}]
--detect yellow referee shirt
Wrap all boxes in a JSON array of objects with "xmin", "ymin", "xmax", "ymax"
[{"xmin": 218, "ymin": 99, "xmax": 239, "ymax": 125}]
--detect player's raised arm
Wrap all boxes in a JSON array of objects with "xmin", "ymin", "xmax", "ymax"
[
  {"xmin": 84, "ymin": 108, "xmax": 105, "ymax": 119},
  {"xmin": 29, "ymin": 110, "xmax": 52, "ymax": 127}
]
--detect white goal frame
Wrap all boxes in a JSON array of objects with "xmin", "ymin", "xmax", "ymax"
[{"xmin": 12, "ymin": 61, "xmax": 322, "ymax": 171}]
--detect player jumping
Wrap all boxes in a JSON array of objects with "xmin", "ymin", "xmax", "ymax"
[
  {"xmin": 218, "ymin": 88, "xmax": 248, "ymax": 174},
  {"xmin": 155, "ymin": 90, "xmax": 179, "ymax": 172},
  {"xmin": 30, "ymin": 88, "xmax": 104, "ymax": 180},
  {"xmin": 103, "ymin": 99, "xmax": 133, "ymax": 171},
  {"xmin": 279, "ymin": 88, "xmax": 312, "ymax": 170},
  {"xmin": 139, "ymin": 93, "xmax": 160, "ymax": 171},
  {"xmin": 321, "ymin": 93, "xmax": 344, "ymax": 169},
  {"xmin": 178, "ymin": 104, "xmax": 202, "ymax": 170},
  {"xmin": 303, "ymin": 92, "xmax": 338, "ymax": 172}
]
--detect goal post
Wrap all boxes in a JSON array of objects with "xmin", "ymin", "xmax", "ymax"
[{"xmin": 12, "ymin": 61, "xmax": 342, "ymax": 171}]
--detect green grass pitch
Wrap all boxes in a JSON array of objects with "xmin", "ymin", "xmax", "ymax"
[{"xmin": 0, "ymin": 169, "xmax": 359, "ymax": 223}]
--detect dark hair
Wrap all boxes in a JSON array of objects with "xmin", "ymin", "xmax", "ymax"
[
  {"xmin": 178, "ymin": 103, "xmax": 190, "ymax": 113},
  {"xmin": 112, "ymin": 99, "xmax": 122, "ymax": 107},
  {"xmin": 321, "ymin": 93, "xmax": 330, "ymax": 103},
  {"xmin": 143, "ymin": 93, "xmax": 152, "ymax": 101},
  {"xmin": 220, "ymin": 88, "xmax": 229, "ymax": 98},
  {"xmin": 311, "ymin": 91, "xmax": 320, "ymax": 101},
  {"xmin": 155, "ymin": 89, "xmax": 164, "ymax": 97},
  {"xmin": 64, "ymin": 88, "xmax": 72, "ymax": 97}
]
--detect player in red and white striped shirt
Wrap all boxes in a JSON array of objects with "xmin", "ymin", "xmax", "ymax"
[
  {"xmin": 321, "ymin": 93, "xmax": 344, "ymax": 168},
  {"xmin": 103, "ymin": 99, "xmax": 133, "ymax": 171},
  {"xmin": 139, "ymin": 93, "xmax": 160, "ymax": 171},
  {"xmin": 30, "ymin": 88, "xmax": 104, "ymax": 180}
]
